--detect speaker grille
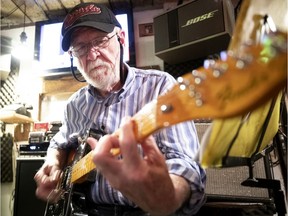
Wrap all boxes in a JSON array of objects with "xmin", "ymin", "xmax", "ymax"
[
  {"xmin": 14, "ymin": 158, "xmax": 46, "ymax": 216},
  {"xmin": 206, "ymin": 160, "xmax": 269, "ymax": 199},
  {"xmin": 195, "ymin": 123, "xmax": 270, "ymax": 201}
]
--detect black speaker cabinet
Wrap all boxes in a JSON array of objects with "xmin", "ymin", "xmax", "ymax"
[
  {"xmin": 154, "ymin": 0, "xmax": 235, "ymax": 64},
  {"xmin": 13, "ymin": 157, "xmax": 46, "ymax": 216},
  {"xmin": 195, "ymin": 123, "xmax": 273, "ymax": 212}
]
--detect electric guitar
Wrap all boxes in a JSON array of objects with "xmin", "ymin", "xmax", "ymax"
[{"xmin": 45, "ymin": 31, "xmax": 287, "ymax": 216}]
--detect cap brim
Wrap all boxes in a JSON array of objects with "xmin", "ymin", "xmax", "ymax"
[{"xmin": 62, "ymin": 21, "xmax": 116, "ymax": 51}]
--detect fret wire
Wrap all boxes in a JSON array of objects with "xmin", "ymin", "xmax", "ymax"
[
  {"xmin": 133, "ymin": 100, "xmax": 157, "ymax": 140},
  {"xmin": 70, "ymin": 86, "xmax": 182, "ymax": 183}
]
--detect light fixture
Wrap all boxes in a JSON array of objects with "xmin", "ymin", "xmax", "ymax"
[
  {"xmin": 20, "ymin": 2, "xmax": 27, "ymax": 43},
  {"xmin": 20, "ymin": 31, "xmax": 27, "ymax": 43}
]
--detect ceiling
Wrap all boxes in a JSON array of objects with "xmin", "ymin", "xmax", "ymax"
[
  {"xmin": 1, "ymin": 0, "xmax": 242, "ymax": 30},
  {"xmin": 0, "ymin": 0, "xmax": 178, "ymax": 30}
]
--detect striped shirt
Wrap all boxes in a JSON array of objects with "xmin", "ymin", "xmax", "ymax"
[{"xmin": 50, "ymin": 64, "xmax": 206, "ymax": 215}]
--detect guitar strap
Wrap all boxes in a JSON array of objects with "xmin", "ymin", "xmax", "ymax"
[{"xmin": 198, "ymin": 92, "xmax": 282, "ymax": 168}]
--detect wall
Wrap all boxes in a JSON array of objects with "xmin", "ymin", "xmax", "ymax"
[
  {"xmin": 0, "ymin": 26, "xmax": 40, "ymax": 216},
  {"xmin": 1, "ymin": 26, "xmax": 42, "ymax": 121},
  {"xmin": 133, "ymin": 9, "xmax": 164, "ymax": 70}
]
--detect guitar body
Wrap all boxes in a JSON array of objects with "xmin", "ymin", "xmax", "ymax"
[{"xmin": 44, "ymin": 129, "xmax": 105, "ymax": 216}]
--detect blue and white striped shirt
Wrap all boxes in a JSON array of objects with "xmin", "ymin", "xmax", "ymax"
[{"xmin": 50, "ymin": 64, "xmax": 206, "ymax": 215}]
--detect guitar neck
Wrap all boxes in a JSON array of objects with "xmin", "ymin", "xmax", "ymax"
[
  {"xmin": 71, "ymin": 151, "xmax": 94, "ymax": 183},
  {"xmin": 71, "ymin": 100, "xmax": 160, "ymax": 183}
]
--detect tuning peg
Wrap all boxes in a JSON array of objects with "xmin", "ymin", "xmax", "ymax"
[
  {"xmin": 160, "ymin": 104, "xmax": 173, "ymax": 113},
  {"xmin": 187, "ymin": 85, "xmax": 203, "ymax": 107},
  {"xmin": 195, "ymin": 92, "xmax": 203, "ymax": 107},
  {"xmin": 211, "ymin": 63, "xmax": 228, "ymax": 78},
  {"xmin": 192, "ymin": 69, "xmax": 206, "ymax": 84},
  {"xmin": 227, "ymin": 49, "xmax": 253, "ymax": 69},
  {"xmin": 212, "ymin": 64, "xmax": 228, "ymax": 78},
  {"xmin": 203, "ymin": 59, "xmax": 216, "ymax": 69},
  {"xmin": 204, "ymin": 53, "xmax": 229, "ymax": 78},
  {"xmin": 177, "ymin": 76, "xmax": 190, "ymax": 91},
  {"xmin": 177, "ymin": 73, "xmax": 204, "ymax": 107},
  {"xmin": 220, "ymin": 51, "xmax": 228, "ymax": 61}
]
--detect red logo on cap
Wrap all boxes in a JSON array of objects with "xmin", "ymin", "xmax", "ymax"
[{"xmin": 63, "ymin": 4, "xmax": 101, "ymax": 29}]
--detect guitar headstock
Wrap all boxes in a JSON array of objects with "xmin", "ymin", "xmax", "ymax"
[{"xmin": 148, "ymin": 31, "xmax": 287, "ymax": 133}]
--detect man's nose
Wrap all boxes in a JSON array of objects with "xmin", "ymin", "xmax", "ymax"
[{"xmin": 86, "ymin": 46, "xmax": 100, "ymax": 60}]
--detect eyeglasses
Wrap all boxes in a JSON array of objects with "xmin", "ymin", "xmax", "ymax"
[{"xmin": 69, "ymin": 33, "xmax": 117, "ymax": 57}]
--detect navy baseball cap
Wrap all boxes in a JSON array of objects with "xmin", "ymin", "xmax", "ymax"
[{"xmin": 61, "ymin": 2, "xmax": 122, "ymax": 51}]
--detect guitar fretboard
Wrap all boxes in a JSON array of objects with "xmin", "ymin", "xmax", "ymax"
[{"xmin": 71, "ymin": 100, "xmax": 158, "ymax": 183}]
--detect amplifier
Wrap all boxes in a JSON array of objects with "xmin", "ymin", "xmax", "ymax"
[
  {"xmin": 29, "ymin": 131, "xmax": 46, "ymax": 143},
  {"xmin": 19, "ymin": 142, "xmax": 49, "ymax": 156},
  {"xmin": 14, "ymin": 158, "xmax": 46, "ymax": 216},
  {"xmin": 154, "ymin": 0, "xmax": 235, "ymax": 64},
  {"xmin": 194, "ymin": 123, "xmax": 273, "ymax": 214}
]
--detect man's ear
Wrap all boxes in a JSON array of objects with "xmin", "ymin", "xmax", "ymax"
[{"xmin": 117, "ymin": 30, "xmax": 126, "ymax": 45}]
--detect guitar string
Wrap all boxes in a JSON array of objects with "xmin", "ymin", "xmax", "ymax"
[
  {"xmin": 71, "ymin": 111, "xmax": 157, "ymax": 181},
  {"xmin": 44, "ymin": 190, "xmax": 55, "ymax": 216},
  {"xmin": 72, "ymin": 86, "xmax": 197, "ymax": 182}
]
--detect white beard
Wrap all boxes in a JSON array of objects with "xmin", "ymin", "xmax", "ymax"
[{"xmin": 78, "ymin": 59, "xmax": 120, "ymax": 92}]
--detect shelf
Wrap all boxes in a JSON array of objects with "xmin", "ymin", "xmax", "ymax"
[{"xmin": 0, "ymin": 111, "xmax": 35, "ymax": 124}]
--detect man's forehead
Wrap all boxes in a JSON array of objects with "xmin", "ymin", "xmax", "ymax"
[{"xmin": 71, "ymin": 27, "xmax": 108, "ymax": 43}]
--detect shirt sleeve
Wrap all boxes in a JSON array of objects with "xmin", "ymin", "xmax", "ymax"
[
  {"xmin": 48, "ymin": 105, "xmax": 70, "ymax": 150},
  {"xmin": 143, "ymin": 69, "xmax": 206, "ymax": 215},
  {"xmin": 48, "ymin": 86, "xmax": 91, "ymax": 150},
  {"xmin": 48, "ymin": 87, "xmax": 79, "ymax": 150},
  {"xmin": 154, "ymin": 121, "xmax": 206, "ymax": 215}
]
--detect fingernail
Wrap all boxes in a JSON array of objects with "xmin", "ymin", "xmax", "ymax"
[{"xmin": 53, "ymin": 170, "xmax": 59, "ymax": 181}]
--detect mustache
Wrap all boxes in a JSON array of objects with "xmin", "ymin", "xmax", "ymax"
[
  {"xmin": 87, "ymin": 60, "xmax": 114, "ymax": 75},
  {"xmin": 87, "ymin": 60, "xmax": 103, "ymax": 73}
]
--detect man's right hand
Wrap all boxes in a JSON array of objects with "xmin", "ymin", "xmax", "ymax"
[
  {"xmin": 34, "ymin": 162, "xmax": 62, "ymax": 202},
  {"xmin": 34, "ymin": 147, "xmax": 67, "ymax": 203}
]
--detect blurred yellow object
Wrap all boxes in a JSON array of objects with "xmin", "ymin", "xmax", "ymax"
[{"xmin": 199, "ymin": 93, "xmax": 282, "ymax": 168}]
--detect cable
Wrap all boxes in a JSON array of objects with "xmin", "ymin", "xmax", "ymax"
[
  {"xmin": 70, "ymin": 55, "xmax": 86, "ymax": 82},
  {"xmin": 119, "ymin": 37, "xmax": 126, "ymax": 84}
]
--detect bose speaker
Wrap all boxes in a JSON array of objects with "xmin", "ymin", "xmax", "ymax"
[{"xmin": 154, "ymin": 0, "xmax": 235, "ymax": 64}]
